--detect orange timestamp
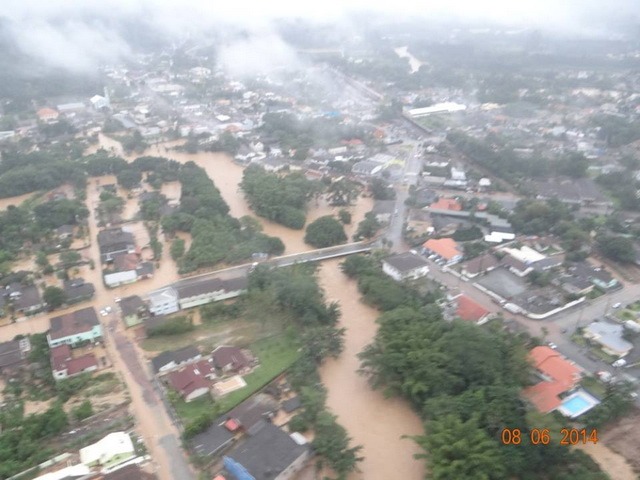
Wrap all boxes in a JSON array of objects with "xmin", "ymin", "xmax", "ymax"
[{"xmin": 501, "ymin": 427, "xmax": 598, "ymax": 446}]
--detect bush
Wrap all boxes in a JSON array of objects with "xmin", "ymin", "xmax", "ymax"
[
  {"xmin": 72, "ymin": 399, "xmax": 93, "ymax": 421},
  {"xmin": 146, "ymin": 316, "xmax": 194, "ymax": 337}
]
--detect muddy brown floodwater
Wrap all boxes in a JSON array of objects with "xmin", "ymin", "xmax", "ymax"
[
  {"xmin": 90, "ymin": 134, "xmax": 374, "ymax": 255},
  {"xmin": 318, "ymin": 259, "xmax": 425, "ymax": 480}
]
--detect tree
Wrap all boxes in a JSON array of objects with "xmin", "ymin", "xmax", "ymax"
[
  {"xmin": 354, "ymin": 212, "xmax": 381, "ymax": 240},
  {"xmin": 370, "ymin": 178, "xmax": 396, "ymax": 200},
  {"xmin": 597, "ymin": 235, "xmax": 635, "ymax": 263},
  {"xmin": 170, "ymin": 238, "xmax": 186, "ymax": 260},
  {"xmin": 327, "ymin": 179, "xmax": 360, "ymax": 206},
  {"xmin": 415, "ymin": 414, "xmax": 506, "ymax": 480},
  {"xmin": 116, "ymin": 168, "xmax": 142, "ymax": 189},
  {"xmin": 43, "ymin": 286, "xmax": 66, "ymax": 309},
  {"xmin": 304, "ymin": 216, "xmax": 347, "ymax": 248},
  {"xmin": 338, "ymin": 209, "xmax": 352, "ymax": 225}
]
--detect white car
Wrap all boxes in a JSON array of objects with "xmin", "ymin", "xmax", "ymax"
[
  {"xmin": 99, "ymin": 309, "xmax": 107, "ymax": 317},
  {"xmin": 548, "ymin": 342, "xmax": 558, "ymax": 350},
  {"xmin": 612, "ymin": 359, "xmax": 627, "ymax": 368},
  {"xmin": 612, "ymin": 302, "xmax": 622, "ymax": 309},
  {"xmin": 114, "ymin": 297, "xmax": 121, "ymax": 303},
  {"xmin": 104, "ymin": 306, "xmax": 112, "ymax": 313}
]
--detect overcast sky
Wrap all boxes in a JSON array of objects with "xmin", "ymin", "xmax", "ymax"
[{"xmin": 2, "ymin": 0, "xmax": 638, "ymax": 73}]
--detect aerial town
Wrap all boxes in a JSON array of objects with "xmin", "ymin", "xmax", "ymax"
[{"xmin": 1, "ymin": 3, "xmax": 640, "ymax": 480}]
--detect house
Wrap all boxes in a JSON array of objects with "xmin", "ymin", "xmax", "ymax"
[
  {"xmin": 281, "ymin": 397, "xmax": 302, "ymax": 414},
  {"xmin": 120, "ymin": 295, "xmax": 149, "ymax": 328},
  {"xmin": 382, "ymin": 252, "xmax": 430, "ymax": 281},
  {"xmin": 98, "ymin": 228, "xmax": 136, "ymax": 263},
  {"xmin": 136, "ymin": 261, "xmax": 155, "ymax": 280},
  {"xmin": 147, "ymin": 286, "xmax": 179, "ymax": 316},
  {"xmin": 584, "ymin": 320, "xmax": 633, "ymax": 358},
  {"xmin": 151, "ymin": 345, "xmax": 201, "ymax": 374},
  {"xmin": 63, "ymin": 278, "xmax": 95, "ymax": 305},
  {"xmin": 429, "ymin": 198, "xmax": 462, "ymax": 211},
  {"xmin": 104, "ymin": 253, "xmax": 139, "ymax": 287},
  {"xmin": 50, "ymin": 344, "xmax": 98, "ymax": 380},
  {"xmin": 211, "ymin": 346, "xmax": 251, "ymax": 375},
  {"xmin": 502, "ymin": 255, "xmax": 534, "ymax": 277},
  {"xmin": 224, "ymin": 423, "xmax": 311, "ymax": 480},
  {"xmin": 406, "ymin": 209, "xmax": 434, "ymax": 237},
  {"xmin": 47, "ymin": 307, "xmax": 103, "ymax": 348},
  {"xmin": 0, "ymin": 337, "xmax": 30, "ymax": 374},
  {"xmin": 352, "ymin": 160, "xmax": 383, "ymax": 176},
  {"xmin": 80, "ymin": 432, "xmax": 135, "ymax": 469},
  {"xmin": 190, "ymin": 416, "xmax": 236, "ymax": 458},
  {"xmin": 589, "ymin": 267, "xmax": 618, "ymax": 291},
  {"xmin": 33, "ymin": 465, "xmax": 91, "ymax": 480},
  {"xmin": 55, "ymin": 224, "xmax": 75, "ymax": 240},
  {"xmin": 93, "ymin": 464, "xmax": 158, "ymax": 480},
  {"xmin": 225, "ymin": 394, "xmax": 279, "ymax": 436},
  {"xmin": 167, "ymin": 359, "xmax": 215, "ymax": 402},
  {"xmin": 455, "ymin": 295, "xmax": 491, "ymax": 324},
  {"xmin": 422, "ymin": 238, "xmax": 463, "ymax": 265},
  {"xmin": 37, "ymin": 107, "xmax": 59, "ymax": 122},
  {"xmin": 523, "ymin": 346, "xmax": 583, "ymax": 413},
  {"xmin": 460, "ymin": 254, "xmax": 499, "ymax": 278},
  {"xmin": 6, "ymin": 283, "xmax": 44, "ymax": 314}
]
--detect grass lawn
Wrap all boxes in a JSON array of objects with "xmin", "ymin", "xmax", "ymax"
[
  {"xmin": 587, "ymin": 289, "xmax": 604, "ymax": 300},
  {"xmin": 571, "ymin": 333, "xmax": 587, "ymax": 347},
  {"xmin": 588, "ymin": 346, "xmax": 616, "ymax": 364},
  {"xmin": 581, "ymin": 376, "xmax": 607, "ymax": 399},
  {"xmin": 173, "ymin": 395, "xmax": 217, "ymax": 424},
  {"xmin": 216, "ymin": 334, "xmax": 300, "ymax": 413},
  {"xmin": 628, "ymin": 301, "xmax": 640, "ymax": 312},
  {"xmin": 618, "ymin": 310, "xmax": 636, "ymax": 321}
]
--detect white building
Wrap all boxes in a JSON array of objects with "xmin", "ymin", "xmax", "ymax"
[
  {"xmin": 147, "ymin": 287, "xmax": 179, "ymax": 316},
  {"xmin": 80, "ymin": 432, "xmax": 135, "ymax": 470},
  {"xmin": 408, "ymin": 102, "xmax": 467, "ymax": 118},
  {"xmin": 382, "ymin": 252, "xmax": 430, "ymax": 282}
]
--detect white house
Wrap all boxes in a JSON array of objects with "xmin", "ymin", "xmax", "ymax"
[
  {"xmin": 382, "ymin": 252, "xmax": 430, "ymax": 281},
  {"xmin": 178, "ymin": 277, "xmax": 249, "ymax": 310}
]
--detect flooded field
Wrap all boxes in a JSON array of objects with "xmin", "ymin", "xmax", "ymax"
[
  {"xmin": 0, "ymin": 192, "xmax": 36, "ymax": 210},
  {"xmin": 318, "ymin": 259, "xmax": 425, "ymax": 480}
]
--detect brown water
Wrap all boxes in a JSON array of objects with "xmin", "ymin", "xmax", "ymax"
[
  {"xmin": 318, "ymin": 259, "xmax": 425, "ymax": 480},
  {"xmin": 0, "ymin": 192, "xmax": 36, "ymax": 210},
  {"xmin": 92, "ymin": 134, "xmax": 374, "ymax": 255}
]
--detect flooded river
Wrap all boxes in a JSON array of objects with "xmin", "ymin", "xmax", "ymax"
[
  {"xmin": 318, "ymin": 259, "xmax": 425, "ymax": 480},
  {"xmin": 394, "ymin": 46, "xmax": 424, "ymax": 74}
]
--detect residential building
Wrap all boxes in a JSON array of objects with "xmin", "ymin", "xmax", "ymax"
[
  {"xmin": 372, "ymin": 200, "xmax": 395, "ymax": 224},
  {"xmin": 455, "ymin": 295, "xmax": 491, "ymax": 324},
  {"xmin": 104, "ymin": 253, "xmax": 139, "ymax": 287},
  {"xmin": 55, "ymin": 224, "xmax": 75, "ymax": 240},
  {"xmin": 190, "ymin": 417, "xmax": 236, "ymax": 458},
  {"xmin": 6, "ymin": 283, "xmax": 44, "ymax": 314},
  {"xmin": 0, "ymin": 337, "xmax": 30, "ymax": 374},
  {"xmin": 178, "ymin": 277, "xmax": 249, "ymax": 310},
  {"xmin": 120, "ymin": 295, "xmax": 148, "ymax": 328},
  {"xmin": 37, "ymin": 107, "xmax": 59, "ymax": 122},
  {"xmin": 167, "ymin": 359, "xmax": 215, "ymax": 402},
  {"xmin": 429, "ymin": 198, "xmax": 462, "ymax": 211},
  {"xmin": 460, "ymin": 254, "xmax": 499, "ymax": 278},
  {"xmin": 523, "ymin": 346, "xmax": 583, "ymax": 413},
  {"xmin": 224, "ymin": 394, "xmax": 279, "ymax": 436},
  {"xmin": 422, "ymin": 238, "xmax": 463, "ymax": 265},
  {"xmin": 47, "ymin": 307, "xmax": 102, "ymax": 348},
  {"xmin": 63, "ymin": 278, "xmax": 95, "ymax": 305},
  {"xmin": 382, "ymin": 252, "xmax": 430, "ymax": 281},
  {"xmin": 80, "ymin": 432, "xmax": 135, "ymax": 470},
  {"xmin": 211, "ymin": 346, "xmax": 251, "ymax": 375},
  {"xmin": 147, "ymin": 286, "xmax": 179, "ymax": 316},
  {"xmin": 50, "ymin": 344, "xmax": 98, "ymax": 380},
  {"xmin": 151, "ymin": 345, "xmax": 201, "ymax": 374},
  {"xmin": 224, "ymin": 423, "xmax": 311, "ymax": 480},
  {"xmin": 98, "ymin": 228, "xmax": 136, "ymax": 263},
  {"xmin": 584, "ymin": 320, "xmax": 633, "ymax": 358},
  {"xmin": 96, "ymin": 464, "xmax": 158, "ymax": 480}
]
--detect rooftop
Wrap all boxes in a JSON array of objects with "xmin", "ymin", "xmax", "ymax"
[
  {"xmin": 119, "ymin": 295, "xmax": 146, "ymax": 317},
  {"xmin": 49, "ymin": 307, "xmax": 100, "ymax": 341},
  {"xmin": 226, "ymin": 423, "xmax": 309, "ymax": 480},
  {"xmin": 383, "ymin": 252, "xmax": 429, "ymax": 274},
  {"xmin": 151, "ymin": 345, "xmax": 201, "ymax": 373},
  {"xmin": 456, "ymin": 295, "xmax": 490, "ymax": 323},
  {"xmin": 423, "ymin": 238, "xmax": 462, "ymax": 261}
]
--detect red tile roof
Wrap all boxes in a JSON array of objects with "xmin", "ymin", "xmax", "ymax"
[
  {"xmin": 66, "ymin": 354, "xmax": 98, "ymax": 375},
  {"xmin": 423, "ymin": 238, "xmax": 461, "ymax": 261},
  {"xmin": 429, "ymin": 198, "xmax": 462, "ymax": 211},
  {"xmin": 167, "ymin": 360, "xmax": 213, "ymax": 398},
  {"xmin": 51, "ymin": 344, "xmax": 72, "ymax": 372},
  {"xmin": 523, "ymin": 346, "xmax": 582, "ymax": 413},
  {"xmin": 212, "ymin": 346, "xmax": 250, "ymax": 372},
  {"xmin": 113, "ymin": 253, "xmax": 139, "ymax": 272},
  {"xmin": 456, "ymin": 295, "xmax": 490, "ymax": 323}
]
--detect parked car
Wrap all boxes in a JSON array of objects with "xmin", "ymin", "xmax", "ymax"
[
  {"xmin": 612, "ymin": 302, "xmax": 622, "ymax": 309},
  {"xmin": 548, "ymin": 342, "xmax": 558, "ymax": 350},
  {"xmin": 612, "ymin": 359, "xmax": 627, "ymax": 368}
]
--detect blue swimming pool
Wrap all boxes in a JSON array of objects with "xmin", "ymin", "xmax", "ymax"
[
  {"xmin": 558, "ymin": 390, "xmax": 600, "ymax": 418},
  {"xmin": 561, "ymin": 395, "xmax": 590, "ymax": 415}
]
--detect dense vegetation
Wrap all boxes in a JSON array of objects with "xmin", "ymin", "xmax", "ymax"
[
  {"xmin": 304, "ymin": 215, "xmax": 347, "ymax": 248},
  {"xmin": 240, "ymin": 165, "xmax": 321, "ymax": 229},
  {"xmin": 344, "ymin": 254, "xmax": 608, "ymax": 480}
]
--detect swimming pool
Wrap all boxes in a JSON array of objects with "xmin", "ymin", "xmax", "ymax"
[{"xmin": 558, "ymin": 390, "xmax": 600, "ymax": 418}]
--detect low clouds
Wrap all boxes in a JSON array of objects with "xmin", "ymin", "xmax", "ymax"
[{"xmin": 0, "ymin": 0, "xmax": 637, "ymax": 74}]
